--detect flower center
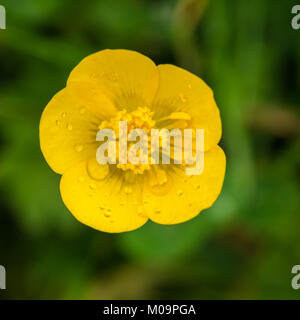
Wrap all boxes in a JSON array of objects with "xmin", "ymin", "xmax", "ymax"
[{"xmin": 98, "ymin": 107, "xmax": 155, "ymax": 174}]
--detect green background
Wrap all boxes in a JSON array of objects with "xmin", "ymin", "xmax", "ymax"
[{"xmin": 0, "ymin": 0, "xmax": 299, "ymax": 299}]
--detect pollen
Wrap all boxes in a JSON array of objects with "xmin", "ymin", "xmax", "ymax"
[{"xmin": 99, "ymin": 107, "xmax": 155, "ymax": 174}]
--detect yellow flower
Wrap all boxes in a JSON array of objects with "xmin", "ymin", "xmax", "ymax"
[{"xmin": 39, "ymin": 49, "xmax": 226, "ymax": 233}]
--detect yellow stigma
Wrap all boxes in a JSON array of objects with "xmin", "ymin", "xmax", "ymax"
[{"xmin": 98, "ymin": 107, "xmax": 155, "ymax": 174}]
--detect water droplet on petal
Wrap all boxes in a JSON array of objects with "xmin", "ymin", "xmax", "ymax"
[
  {"xmin": 124, "ymin": 186, "xmax": 132, "ymax": 194},
  {"xmin": 67, "ymin": 123, "xmax": 73, "ymax": 131},
  {"xmin": 157, "ymin": 170, "xmax": 167, "ymax": 185},
  {"xmin": 187, "ymin": 84, "xmax": 192, "ymax": 89},
  {"xmin": 61, "ymin": 112, "xmax": 66, "ymax": 118},
  {"xmin": 78, "ymin": 176, "xmax": 85, "ymax": 183},
  {"xmin": 108, "ymin": 72, "xmax": 119, "ymax": 81},
  {"xmin": 179, "ymin": 93, "xmax": 187, "ymax": 103},
  {"xmin": 99, "ymin": 204, "xmax": 105, "ymax": 210},
  {"xmin": 74, "ymin": 144, "xmax": 83, "ymax": 152},
  {"xmin": 104, "ymin": 210, "xmax": 112, "ymax": 217},
  {"xmin": 137, "ymin": 207, "xmax": 143, "ymax": 214},
  {"xmin": 138, "ymin": 207, "xmax": 146, "ymax": 217},
  {"xmin": 56, "ymin": 119, "xmax": 61, "ymax": 126},
  {"xmin": 155, "ymin": 209, "xmax": 161, "ymax": 214},
  {"xmin": 79, "ymin": 107, "xmax": 86, "ymax": 114},
  {"xmin": 177, "ymin": 189, "xmax": 183, "ymax": 196},
  {"xmin": 89, "ymin": 183, "xmax": 97, "ymax": 190},
  {"xmin": 87, "ymin": 158, "xmax": 109, "ymax": 181},
  {"xmin": 195, "ymin": 184, "xmax": 200, "ymax": 190}
]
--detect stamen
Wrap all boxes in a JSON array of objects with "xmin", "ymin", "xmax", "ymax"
[{"xmin": 98, "ymin": 107, "xmax": 155, "ymax": 174}]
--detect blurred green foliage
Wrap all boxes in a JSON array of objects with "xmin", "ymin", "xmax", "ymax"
[{"xmin": 0, "ymin": 0, "xmax": 299, "ymax": 299}]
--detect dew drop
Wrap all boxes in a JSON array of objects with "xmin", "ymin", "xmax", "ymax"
[
  {"xmin": 179, "ymin": 93, "xmax": 187, "ymax": 103},
  {"xmin": 67, "ymin": 123, "xmax": 73, "ymax": 131},
  {"xmin": 78, "ymin": 176, "xmax": 85, "ymax": 183},
  {"xmin": 138, "ymin": 207, "xmax": 146, "ymax": 217},
  {"xmin": 89, "ymin": 192, "xmax": 95, "ymax": 197},
  {"xmin": 56, "ymin": 120, "xmax": 61, "ymax": 126},
  {"xmin": 154, "ymin": 209, "xmax": 161, "ymax": 214},
  {"xmin": 99, "ymin": 204, "xmax": 105, "ymax": 210},
  {"xmin": 157, "ymin": 170, "xmax": 167, "ymax": 185},
  {"xmin": 137, "ymin": 207, "xmax": 143, "ymax": 214},
  {"xmin": 89, "ymin": 183, "xmax": 97, "ymax": 190},
  {"xmin": 74, "ymin": 144, "xmax": 83, "ymax": 152},
  {"xmin": 195, "ymin": 184, "xmax": 200, "ymax": 190},
  {"xmin": 79, "ymin": 107, "xmax": 86, "ymax": 114},
  {"xmin": 87, "ymin": 159, "xmax": 109, "ymax": 181},
  {"xmin": 104, "ymin": 210, "xmax": 112, "ymax": 217},
  {"xmin": 109, "ymin": 72, "xmax": 119, "ymax": 81},
  {"xmin": 124, "ymin": 186, "xmax": 132, "ymax": 194},
  {"xmin": 61, "ymin": 112, "xmax": 66, "ymax": 118},
  {"xmin": 177, "ymin": 189, "xmax": 183, "ymax": 196},
  {"xmin": 187, "ymin": 84, "xmax": 192, "ymax": 89}
]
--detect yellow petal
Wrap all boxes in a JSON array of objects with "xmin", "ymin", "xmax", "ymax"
[
  {"xmin": 60, "ymin": 160, "xmax": 148, "ymax": 233},
  {"xmin": 143, "ymin": 146, "xmax": 226, "ymax": 225},
  {"xmin": 152, "ymin": 64, "xmax": 222, "ymax": 151},
  {"xmin": 39, "ymin": 82, "xmax": 117, "ymax": 174},
  {"xmin": 67, "ymin": 49, "xmax": 159, "ymax": 109}
]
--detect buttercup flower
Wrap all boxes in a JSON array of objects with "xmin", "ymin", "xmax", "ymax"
[{"xmin": 39, "ymin": 49, "xmax": 226, "ymax": 233}]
